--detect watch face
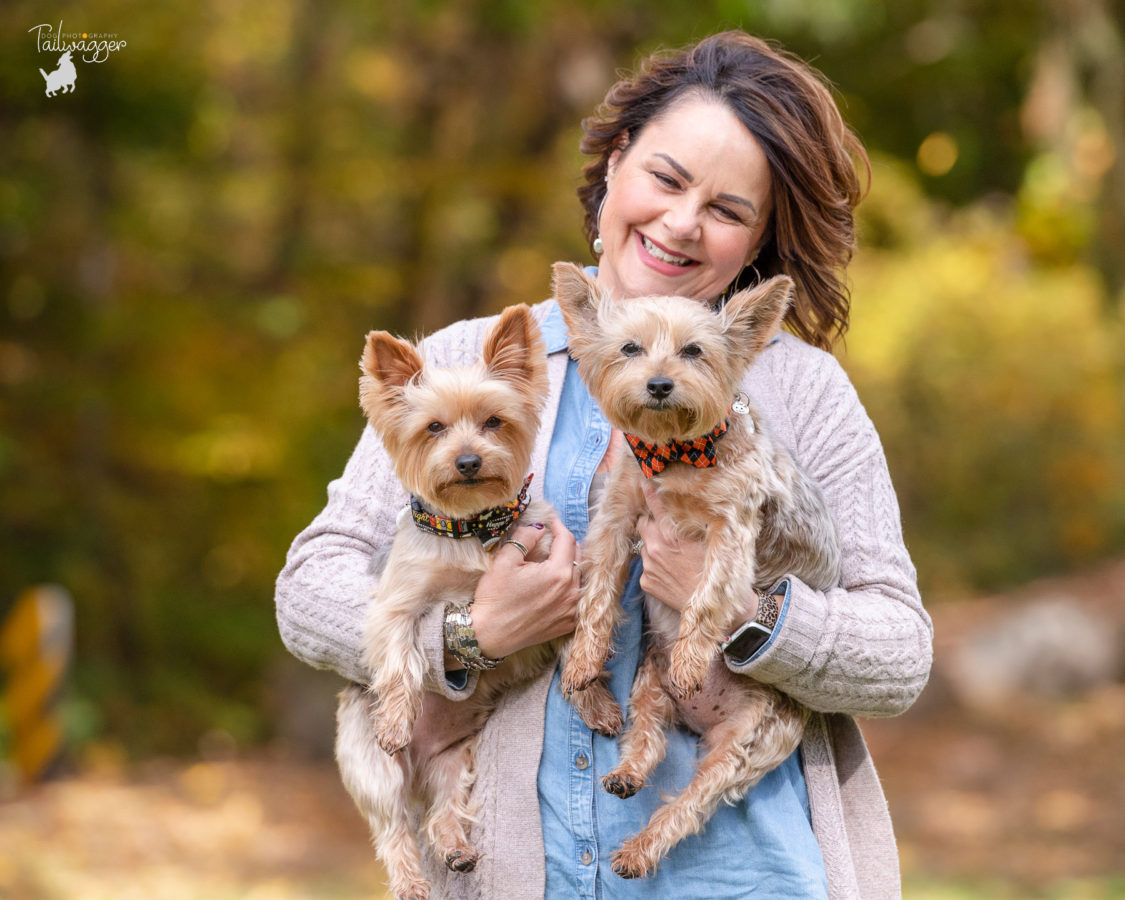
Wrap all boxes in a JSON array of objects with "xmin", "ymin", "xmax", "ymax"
[{"xmin": 722, "ymin": 621, "xmax": 772, "ymax": 662}]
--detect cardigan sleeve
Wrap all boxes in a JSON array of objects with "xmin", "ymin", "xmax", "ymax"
[
  {"xmin": 273, "ymin": 324, "xmax": 484, "ymax": 697},
  {"xmin": 728, "ymin": 342, "xmax": 933, "ymax": 718}
]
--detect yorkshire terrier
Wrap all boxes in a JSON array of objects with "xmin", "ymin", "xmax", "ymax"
[
  {"xmin": 335, "ymin": 303, "xmax": 621, "ymax": 900},
  {"xmin": 551, "ymin": 262, "xmax": 841, "ymax": 878}
]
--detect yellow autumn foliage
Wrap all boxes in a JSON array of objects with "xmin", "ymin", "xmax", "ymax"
[{"xmin": 845, "ymin": 163, "xmax": 1125, "ymax": 591}]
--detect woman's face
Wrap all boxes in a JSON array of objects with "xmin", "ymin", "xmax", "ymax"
[{"xmin": 595, "ymin": 94, "xmax": 773, "ymax": 303}]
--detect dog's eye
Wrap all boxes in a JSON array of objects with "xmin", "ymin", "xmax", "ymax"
[
  {"xmin": 427, "ymin": 421, "xmax": 445, "ymax": 434},
  {"xmin": 621, "ymin": 342, "xmax": 643, "ymax": 357},
  {"xmin": 681, "ymin": 344, "xmax": 703, "ymax": 359},
  {"xmin": 483, "ymin": 416, "xmax": 502, "ymax": 430}
]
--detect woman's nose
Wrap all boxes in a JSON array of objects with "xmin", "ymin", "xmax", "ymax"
[{"xmin": 661, "ymin": 198, "xmax": 702, "ymax": 241}]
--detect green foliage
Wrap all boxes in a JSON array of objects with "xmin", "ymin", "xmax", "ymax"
[{"xmin": 2, "ymin": 0, "xmax": 1123, "ymax": 754}]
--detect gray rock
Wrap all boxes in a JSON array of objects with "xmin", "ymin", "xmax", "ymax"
[{"xmin": 947, "ymin": 597, "xmax": 1121, "ymax": 710}]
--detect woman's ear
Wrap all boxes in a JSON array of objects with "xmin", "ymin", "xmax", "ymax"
[
  {"xmin": 748, "ymin": 220, "xmax": 775, "ymax": 266},
  {"xmin": 607, "ymin": 131, "xmax": 630, "ymax": 179}
]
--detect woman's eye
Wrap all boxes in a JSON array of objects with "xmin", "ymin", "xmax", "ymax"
[
  {"xmin": 681, "ymin": 344, "xmax": 703, "ymax": 359},
  {"xmin": 654, "ymin": 171, "xmax": 679, "ymax": 189},
  {"xmin": 713, "ymin": 205, "xmax": 743, "ymax": 223},
  {"xmin": 427, "ymin": 421, "xmax": 445, "ymax": 434},
  {"xmin": 483, "ymin": 416, "xmax": 502, "ymax": 429},
  {"xmin": 621, "ymin": 342, "xmax": 643, "ymax": 357}
]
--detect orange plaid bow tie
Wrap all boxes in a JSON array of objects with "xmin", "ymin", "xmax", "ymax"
[{"xmin": 624, "ymin": 419, "xmax": 729, "ymax": 478}]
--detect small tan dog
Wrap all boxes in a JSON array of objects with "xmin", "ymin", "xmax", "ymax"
[
  {"xmin": 552, "ymin": 262, "xmax": 841, "ymax": 878},
  {"xmin": 335, "ymin": 304, "xmax": 620, "ymax": 900}
]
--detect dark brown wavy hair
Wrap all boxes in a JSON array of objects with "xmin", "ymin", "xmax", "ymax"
[{"xmin": 578, "ymin": 31, "xmax": 869, "ymax": 351}]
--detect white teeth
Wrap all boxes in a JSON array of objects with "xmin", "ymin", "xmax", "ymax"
[{"xmin": 642, "ymin": 235, "xmax": 692, "ymax": 266}]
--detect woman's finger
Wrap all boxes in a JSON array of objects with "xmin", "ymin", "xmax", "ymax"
[
  {"xmin": 547, "ymin": 516, "xmax": 577, "ymax": 558},
  {"xmin": 498, "ymin": 522, "xmax": 548, "ymax": 563}
]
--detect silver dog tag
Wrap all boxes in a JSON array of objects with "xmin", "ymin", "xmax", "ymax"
[{"xmin": 731, "ymin": 392, "xmax": 751, "ymax": 415}]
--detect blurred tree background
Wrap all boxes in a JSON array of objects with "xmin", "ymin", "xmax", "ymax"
[{"xmin": 1, "ymin": 0, "xmax": 1123, "ymax": 759}]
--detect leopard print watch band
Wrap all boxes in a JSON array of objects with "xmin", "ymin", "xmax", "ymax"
[{"xmin": 754, "ymin": 588, "xmax": 782, "ymax": 630}]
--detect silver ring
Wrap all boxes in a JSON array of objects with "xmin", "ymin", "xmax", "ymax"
[
  {"xmin": 504, "ymin": 539, "xmax": 529, "ymax": 557},
  {"xmin": 631, "ymin": 539, "xmax": 644, "ymax": 556}
]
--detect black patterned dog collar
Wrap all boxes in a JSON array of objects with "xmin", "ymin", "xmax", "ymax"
[{"xmin": 409, "ymin": 474, "xmax": 534, "ymax": 549}]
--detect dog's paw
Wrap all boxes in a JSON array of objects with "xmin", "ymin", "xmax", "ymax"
[
  {"xmin": 667, "ymin": 665, "xmax": 704, "ymax": 700},
  {"xmin": 602, "ymin": 772, "xmax": 642, "ymax": 799},
  {"xmin": 560, "ymin": 656, "xmax": 601, "ymax": 698},
  {"xmin": 610, "ymin": 841, "xmax": 656, "ymax": 880},
  {"xmin": 444, "ymin": 848, "xmax": 479, "ymax": 873},
  {"xmin": 589, "ymin": 703, "xmax": 624, "ymax": 738},
  {"xmin": 558, "ymin": 674, "xmax": 589, "ymax": 699},
  {"xmin": 668, "ymin": 645, "xmax": 709, "ymax": 699},
  {"xmin": 375, "ymin": 720, "xmax": 413, "ymax": 756},
  {"xmin": 570, "ymin": 686, "xmax": 623, "ymax": 736}
]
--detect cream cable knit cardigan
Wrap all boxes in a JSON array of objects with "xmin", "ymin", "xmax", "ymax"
[{"xmin": 275, "ymin": 300, "xmax": 933, "ymax": 900}]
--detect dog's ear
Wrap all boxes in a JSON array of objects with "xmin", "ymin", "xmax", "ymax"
[
  {"xmin": 482, "ymin": 304, "xmax": 547, "ymax": 397},
  {"xmin": 720, "ymin": 275, "xmax": 794, "ymax": 363},
  {"xmin": 551, "ymin": 261, "xmax": 601, "ymax": 342},
  {"xmin": 359, "ymin": 330, "xmax": 424, "ymax": 418}
]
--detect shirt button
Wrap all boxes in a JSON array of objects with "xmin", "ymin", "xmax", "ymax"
[
  {"xmin": 575, "ymin": 755, "xmax": 589, "ymax": 770},
  {"xmin": 580, "ymin": 848, "xmax": 593, "ymax": 865}
]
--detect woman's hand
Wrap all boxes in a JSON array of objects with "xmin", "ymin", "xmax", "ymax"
[
  {"xmin": 635, "ymin": 481, "xmax": 705, "ymax": 614},
  {"xmin": 469, "ymin": 518, "xmax": 582, "ymax": 659},
  {"xmin": 636, "ymin": 481, "xmax": 758, "ymax": 622}
]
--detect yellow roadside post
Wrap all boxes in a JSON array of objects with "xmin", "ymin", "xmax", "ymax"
[{"xmin": 0, "ymin": 585, "xmax": 74, "ymax": 782}]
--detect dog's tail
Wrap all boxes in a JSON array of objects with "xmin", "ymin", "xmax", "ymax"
[{"xmin": 39, "ymin": 69, "xmax": 49, "ymax": 81}]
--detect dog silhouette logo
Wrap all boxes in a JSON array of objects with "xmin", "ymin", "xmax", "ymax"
[{"xmin": 40, "ymin": 50, "xmax": 77, "ymax": 97}]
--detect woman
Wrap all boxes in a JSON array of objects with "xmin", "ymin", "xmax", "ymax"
[{"xmin": 276, "ymin": 31, "xmax": 932, "ymax": 899}]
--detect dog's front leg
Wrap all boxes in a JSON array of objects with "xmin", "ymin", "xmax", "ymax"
[
  {"xmin": 669, "ymin": 512, "xmax": 759, "ymax": 699},
  {"xmin": 365, "ymin": 580, "xmax": 433, "ymax": 755},
  {"xmin": 370, "ymin": 648, "xmax": 426, "ymax": 756},
  {"xmin": 560, "ymin": 468, "xmax": 643, "ymax": 697}
]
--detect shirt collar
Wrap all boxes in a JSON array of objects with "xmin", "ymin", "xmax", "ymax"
[{"xmin": 540, "ymin": 299, "xmax": 570, "ymax": 354}]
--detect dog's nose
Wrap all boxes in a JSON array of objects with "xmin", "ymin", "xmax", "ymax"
[
  {"xmin": 455, "ymin": 454, "xmax": 482, "ymax": 477},
  {"xmin": 646, "ymin": 377, "xmax": 675, "ymax": 400}
]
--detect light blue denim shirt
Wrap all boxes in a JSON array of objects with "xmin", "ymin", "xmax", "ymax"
[{"xmin": 535, "ymin": 295, "xmax": 828, "ymax": 899}]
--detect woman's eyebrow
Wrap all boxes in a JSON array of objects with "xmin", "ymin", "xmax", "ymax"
[
  {"xmin": 717, "ymin": 192, "xmax": 758, "ymax": 215},
  {"xmin": 654, "ymin": 152, "xmax": 758, "ymax": 216},
  {"xmin": 655, "ymin": 152, "xmax": 693, "ymax": 182}
]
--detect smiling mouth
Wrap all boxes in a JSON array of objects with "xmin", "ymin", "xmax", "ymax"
[{"xmin": 640, "ymin": 234, "xmax": 696, "ymax": 267}]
